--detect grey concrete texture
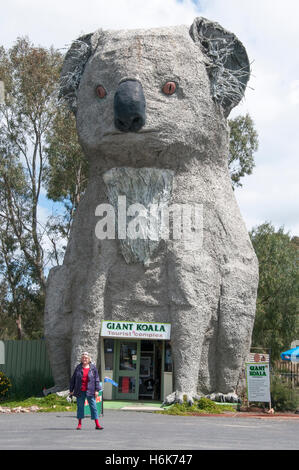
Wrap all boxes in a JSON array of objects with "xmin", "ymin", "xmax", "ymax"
[
  {"xmin": 1, "ymin": 410, "xmax": 299, "ymax": 450},
  {"xmin": 44, "ymin": 17, "xmax": 259, "ymax": 403}
]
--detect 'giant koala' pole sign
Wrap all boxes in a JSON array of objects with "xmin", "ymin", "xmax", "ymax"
[{"xmin": 44, "ymin": 17, "xmax": 258, "ymax": 403}]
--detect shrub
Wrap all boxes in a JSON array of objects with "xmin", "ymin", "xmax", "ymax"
[
  {"xmin": 0, "ymin": 371, "xmax": 12, "ymax": 399},
  {"xmin": 270, "ymin": 375, "xmax": 299, "ymax": 411},
  {"xmin": 163, "ymin": 400, "xmax": 198, "ymax": 415},
  {"xmin": 160, "ymin": 396, "xmax": 235, "ymax": 415},
  {"xmin": 197, "ymin": 397, "xmax": 219, "ymax": 412}
]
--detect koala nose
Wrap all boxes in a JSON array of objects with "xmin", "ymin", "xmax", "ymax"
[{"xmin": 114, "ymin": 80, "xmax": 146, "ymax": 132}]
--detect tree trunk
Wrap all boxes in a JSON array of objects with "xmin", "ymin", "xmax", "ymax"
[{"xmin": 16, "ymin": 314, "xmax": 24, "ymax": 340}]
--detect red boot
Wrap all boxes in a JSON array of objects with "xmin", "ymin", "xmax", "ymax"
[
  {"xmin": 76, "ymin": 419, "xmax": 82, "ymax": 430},
  {"xmin": 95, "ymin": 419, "xmax": 103, "ymax": 430}
]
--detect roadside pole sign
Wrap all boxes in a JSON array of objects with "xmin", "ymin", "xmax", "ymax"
[{"xmin": 245, "ymin": 362, "xmax": 271, "ymax": 405}]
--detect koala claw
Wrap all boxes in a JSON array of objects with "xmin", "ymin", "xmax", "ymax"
[
  {"xmin": 205, "ymin": 392, "xmax": 241, "ymax": 403},
  {"xmin": 43, "ymin": 385, "xmax": 69, "ymax": 396},
  {"xmin": 162, "ymin": 391, "xmax": 202, "ymax": 406}
]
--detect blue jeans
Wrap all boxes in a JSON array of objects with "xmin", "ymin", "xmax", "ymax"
[{"xmin": 76, "ymin": 391, "xmax": 98, "ymax": 420}]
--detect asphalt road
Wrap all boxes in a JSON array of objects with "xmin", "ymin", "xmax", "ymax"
[{"xmin": 0, "ymin": 410, "xmax": 298, "ymax": 454}]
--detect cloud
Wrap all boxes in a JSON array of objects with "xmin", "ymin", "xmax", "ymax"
[
  {"xmin": 235, "ymin": 160, "xmax": 299, "ymax": 235},
  {"xmin": 0, "ymin": 0, "xmax": 199, "ymax": 49}
]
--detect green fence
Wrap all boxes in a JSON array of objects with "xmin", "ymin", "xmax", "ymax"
[{"xmin": 0, "ymin": 339, "xmax": 54, "ymax": 396}]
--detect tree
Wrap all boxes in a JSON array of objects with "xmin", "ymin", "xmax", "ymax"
[
  {"xmin": 250, "ymin": 223, "xmax": 299, "ymax": 360},
  {"xmin": 43, "ymin": 103, "xmax": 88, "ymax": 243},
  {"xmin": 0, "ymin": 279, "xmax": 16, "ymax": 339},
  {"xmin": 228, "ymin": 113, "xmax": 258, "ymax": 189},
  {"xmin": 0, "ymin": 37, "xmax": 89, "ymax": 339},
  {"xmin": 0, "ymin": 38, "xmax": 63, "ymax": 337}
]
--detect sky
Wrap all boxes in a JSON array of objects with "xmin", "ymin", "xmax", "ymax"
[{"xmin": 1, "ymin": 0, "xmax": 298, "ymax": 237}]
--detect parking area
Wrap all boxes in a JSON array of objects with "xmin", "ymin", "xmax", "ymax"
[{"xmin": 1, "ymin": 409, "xmax": 299, "ymax": 452}]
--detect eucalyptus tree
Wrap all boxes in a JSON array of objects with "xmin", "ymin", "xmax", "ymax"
[{"xmin": 250, "ymin": 223, "xmax": 299, "ymax": 360}]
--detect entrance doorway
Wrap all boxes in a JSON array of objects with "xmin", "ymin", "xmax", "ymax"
[
  {"xmin": 114, "ymin": 340, "xmax": 140, "ymax": 400},
  {"xmin": 113, "ymin": 339, "xmax": 163, "ymax": 401},
  {"xmin": 139, "ymin": 340, "xmax": 162, "ymax": 400}
]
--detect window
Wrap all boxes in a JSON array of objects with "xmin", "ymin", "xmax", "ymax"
[
  {"xmin": 104, "ymin": 339, "xmax": 114, "ymax": 370},
  {"xmin": 119, "ymin": 342, "xmax": 137, "ymax": 370}
]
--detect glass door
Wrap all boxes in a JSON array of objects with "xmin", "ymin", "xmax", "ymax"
[{"xmin": 114, "ymin": 340, "xmax": 140, "ymax": 400}]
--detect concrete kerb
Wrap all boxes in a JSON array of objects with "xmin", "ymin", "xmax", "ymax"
[{"xmin": 103, "ymin": 401, "xmax": 164, "ymax": 411}]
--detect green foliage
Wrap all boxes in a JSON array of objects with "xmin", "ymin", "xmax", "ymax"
[
  {"xmin": 0, "ymin": 38, "xmax": 89, "ymax": 339},
  {"xmin": 196, "ymin": 397, "xmax": 224, "ymax": 411},
  {"xmin": 37, "ymin": 394, "xmax": 76, "ymax": 412},
  {"xmin": 0, "ymin": 285, "xmax": 45, "ymax": 340},
  {"xmin": 161, "ymin": 397, "xmax": 235, "ymax": 415},
  {"xmin": 1, "ymin": 394, "xmax": 77, "ymax": 412},
  {"xmin": 43, "ymin": 103, "xmax": 88, "ymax": 243},
  {"xmin": 0, "ymin": 37, "xmax": 63, "ymax": 338},
  {"xmin": 228, "ymin": 113, "xmax": 258, "ymax": 188},
  {"xmin": 0, "ymin": 371, "xmax": 12, "ymax": 399},
  {"xmin": 250, "ymin": 223, "xmax": 299, "ymax": 360},
  {"xmin": 270, "ymin": 374, "xmax": 299, "ymax": 411}
]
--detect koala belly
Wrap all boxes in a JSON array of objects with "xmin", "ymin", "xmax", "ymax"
[
  {"xmin": 101, "ymin": 240, "xmax": 222, "ymax": 324},
  {"xmin": 103, "ymin": 250, "xmax": 170, "ymax": 324}
]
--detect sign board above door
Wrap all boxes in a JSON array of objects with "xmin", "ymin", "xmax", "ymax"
[{"xmin": 101, "ymin": 320, "xmax": 171, "ymax": 340}]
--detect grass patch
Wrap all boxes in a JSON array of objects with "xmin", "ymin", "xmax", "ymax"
[
  {"xmin": 1, "ymin": 394, "xmax": 77, "ymax": 413},
  {"xmin": 159, "ymin": 397, "xmax": 235, "ymax": 416}
]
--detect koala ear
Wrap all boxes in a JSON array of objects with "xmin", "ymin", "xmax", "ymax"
[
  {"xmin": 190, "ymin": 17, "xmax": 250, "ymax": 117},
  {"xmin": 59, "ymin": 33, "xmax": 94, "ymax": 114}
]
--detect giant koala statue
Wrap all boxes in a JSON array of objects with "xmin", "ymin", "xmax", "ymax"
[{"xmin": 44, "ymin": 17, "xmax": 258, "ymax": 403}]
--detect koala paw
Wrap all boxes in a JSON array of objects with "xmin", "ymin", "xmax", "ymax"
[
  {"xmin": 43, "ymin": 386, "xmax": 69, "ymax": 396},
  {"xmin": 205, "ymin": 392, "xmax": 241, "ymax": 403},
  {"xmin": 162, "ymin": 391, "xmax": 202, "ymax": 406}
]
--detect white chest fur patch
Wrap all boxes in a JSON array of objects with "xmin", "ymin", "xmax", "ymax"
[{"xmin": 103, "ymin": 167, "xmax": 174, "ymax": 264}]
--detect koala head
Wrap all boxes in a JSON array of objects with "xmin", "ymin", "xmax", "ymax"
[{"xmin": 60, "ymin": 17, "xmax": 250, "ymax": 164}]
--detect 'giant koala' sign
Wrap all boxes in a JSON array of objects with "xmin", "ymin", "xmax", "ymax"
[{"xmin": 44, "ymin": 17, "xmax": 258, "ymax": 403}]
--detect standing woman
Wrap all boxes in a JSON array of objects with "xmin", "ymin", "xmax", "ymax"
[{"xmin": 69, "ymin": 352, "xmax": 103, "ymax": 430}]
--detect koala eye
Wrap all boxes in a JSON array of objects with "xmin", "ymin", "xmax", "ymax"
[
  {"xmin": 95, "ymin": 85, "xmax": 107, "ymax": 99},
  {"xmin": 162, "ymin": 81, "xmax": 176, "ymax": 96}
]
